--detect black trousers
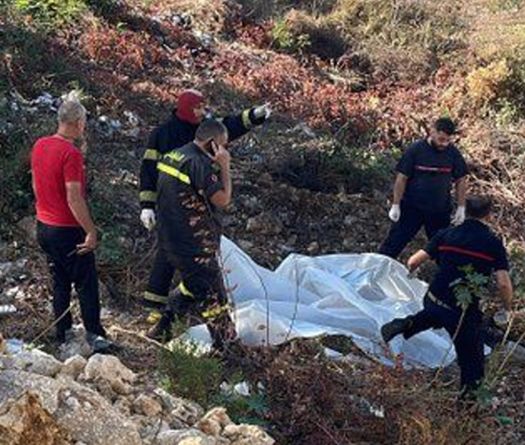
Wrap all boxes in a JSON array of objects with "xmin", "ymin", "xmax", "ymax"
[
  {"xmin": 37, "ymin": 222, "xmax": 105, "ymax": 339},
  {"xmin": 379, "ymin": 202, "xmax": 451, "ymax": 259},
  {"xmin": 144, "ymin": 246, "xmax": 175, "ymax": 308},
  {"xmin": 163, "ymin": 249, "xmax": 235, "ymax": 349},
  {"xmin": 404, "ymin": 296, "xmax": 484, "ymax": 391}
]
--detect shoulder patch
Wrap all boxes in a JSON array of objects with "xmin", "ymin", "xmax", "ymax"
[{"xmin": 165, "ymin": 151, "xmax": 186, "ymax": 162}]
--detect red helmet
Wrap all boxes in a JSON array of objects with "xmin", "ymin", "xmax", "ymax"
[{"xmin": 176, "ymin": 89, "xmax": 205, "ymax": 125}]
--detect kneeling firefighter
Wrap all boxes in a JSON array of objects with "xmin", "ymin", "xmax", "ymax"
[{"xmin": 147, "ymin": 119, "xmax": 236, "ymax": 349}]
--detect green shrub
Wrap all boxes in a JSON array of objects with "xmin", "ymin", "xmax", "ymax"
[
  {"xmin": 14, "ymin": 0, "xmax": 87, "ymax": 28},
  {"xmin": 467, "ymin": 57, "xmax": 525, "ymax": 119},
  {"xmin": 279, "ymin": 9, "xmax": 348, "ymax": 60},
  {"xmin": 159, "ymin": 341, "xmax": 224, "ymax": 407},
  {"xmin": 271, "ymin": 18, "xmax": 310, "ymax": 53},
  {"xmin": 328, "ymin": 0, "xmax": 465, "ymax": 80}
]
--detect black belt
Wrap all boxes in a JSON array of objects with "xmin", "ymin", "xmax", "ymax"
[{"xmin": 427, "ymin": 292, "xmax": 453, "ymax": 311}]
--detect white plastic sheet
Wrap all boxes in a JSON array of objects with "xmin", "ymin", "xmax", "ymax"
[{"xmin": 215, "ymin": 237, "xmax": 455, "ymax": 368}]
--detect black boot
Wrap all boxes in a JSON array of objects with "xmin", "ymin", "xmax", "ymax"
[
  {"xmin": 381, "ymin": 318, "xmax": 412, "ymax": 343},
  {"xmin": 147, "ymin": 311, "xmax": 174, "ymax": 343}
]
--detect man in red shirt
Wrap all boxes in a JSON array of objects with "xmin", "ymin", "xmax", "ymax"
[{"xmin": 31, "ymin": 99, "xmax": 110, "ymax": 351}]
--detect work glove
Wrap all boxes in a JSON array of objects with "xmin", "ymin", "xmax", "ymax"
[
  {"xmin": 451, "ymin": 206, "xmax": 466, "ymax": 225},
  {"xmin": 388, "ymin": 204, "xmax": 401, "ymax": 223},
  {"xmin": 140, "ymin": 209, "xmax": 156, "ymax": 231},
  {"xmin": 253, "ymin": 103, "xmax": 272, "ymax": 120}
]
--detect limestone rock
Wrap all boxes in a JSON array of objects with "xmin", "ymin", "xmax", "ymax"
[
  {"xmin": 0, "ymin": 370, "xmax": 142, "ymax": 445},
  {"xmin": 154, "ymin": 388, "xmax": 203, "ymax": 426},
  {"xmin": 114, "ymin": 396, "xmax": 133, "ymax": 417},
  {"xmin": 84, "ymin": 354, "xmax": 136, "ymax": 395},
  {"xmin": 197, "ymin": 408, "xmax": 232, "ymax": 437},
  {"xmin": 156, "ymin": 428, "xmax": 215, "ymax": 445},
  {"xmin": 223, "ymin": 424, "xmax": 274, "ymax": 445},
  {"xmin": 12, "ymin": 349, "xmax": 62, "ymax": 377},
  {"xmin": 0, "ymin": 391, "xmax": 70, "ymax": 445},
  {"xmin": 133, "ymin": 394, "xmax": 163, "ymax": 417},
  {"xmin": 59, "ymin": 355, "xmax": 87, "ymax": 380}
]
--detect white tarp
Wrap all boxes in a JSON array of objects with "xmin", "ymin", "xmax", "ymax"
[{"xmin": 211, "ymin": 237, "xmax": 455, "ymax": 369}]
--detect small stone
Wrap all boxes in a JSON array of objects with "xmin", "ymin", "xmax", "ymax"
[
  {"xmin": 157, "ymin": 428, "xmax": 216, "ymax": 445},
  {"xmin": 343, "ymin": 238, "xmax": 353, "ymax": 250},
  {"xmin": 306, "ymin": 242, "xmax": 319, "ymax": 254},
  {"xmin": 238, "ymin": 240, "xmax": 254, "ymax": 251},
  {"xmin": 197, "ymin": 408, "xmax": 232, "ymax": 437},
  {"xmin": 114, "ymin": 397, "xmax": 132, "ymax": 416},
  {"xmin": 133, "ymin": 394, "xmax": 163, "ymax": 417},
  {"xmin": 223, "ymin": 424, "xmax": 274, "ymax": 445},
  {"xmin": 13, "ymin": 349, "xmax": 62, "ymax": 377},
  {"xmin": 154, "ymin": 388, "xmax": 204, "ymax": 426},
  {"xmin": 84, "ymin": 354, "xmax": 136, "ymax": 395},
  {"xmin": 60, "ymin": 355, "xmax": 87, "ymax": 380}
]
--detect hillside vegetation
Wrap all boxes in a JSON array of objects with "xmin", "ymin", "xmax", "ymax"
[{"xmin": 1, "ymin": 0, "xmax": 525, "ymax": 443}]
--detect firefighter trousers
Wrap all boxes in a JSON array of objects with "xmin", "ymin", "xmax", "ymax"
[
  {"xmin": 162, "ymin": 250, "xmax": 236, "ymax": 349},
  {"xmin": 403, "ymin": 295, "xmax": 484, "ymax": 392},
  {"xmin": 379, "ymin": 202, "xmax": 451, "ymax": 259},
  {"xmin": 143, "ymin": 246, "xmax": 175, "ymax": 308}
]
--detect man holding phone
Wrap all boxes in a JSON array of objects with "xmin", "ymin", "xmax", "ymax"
[
  {"xmin": 139, "ymin": 89, "xmax": 271, "ymax": 312},
  {"xmin": 147, "ymin": 119, "xmax": 235, "ymax": 349},
  {"xmin": 31, "ymin": 98, "xmax": 110, "ymax": 351}
]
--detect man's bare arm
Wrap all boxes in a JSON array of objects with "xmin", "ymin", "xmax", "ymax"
[
  {"xmin": 495, "ymin": 270, "xmax": 513, "ymax": 311},
  {"xmin": 393, "ymin": 173, "xmax": 408, "ymax": 205},
  {"xmin": 66, "ymin": 182, "xmax": 97, "ymax": 253},
  {"xmin": 455, "ymin": 177, "xmax": 467, "ymax": 207},
  {"xmin": 407, "ymin": 250, "xmax": 431, "ymax": 272}
]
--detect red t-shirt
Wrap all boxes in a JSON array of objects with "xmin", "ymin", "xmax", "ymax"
[{"xmin": 31, "ymin": 135, "xmax": 86, "ymax": 227}]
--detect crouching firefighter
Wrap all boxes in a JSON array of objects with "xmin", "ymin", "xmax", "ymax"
[
  {"xmin": 381, "ymin": 196, "xmax": 513, "ymax": 397},
  {"xmin": 147, "ymin": 119, "xmax": 236, "ymax": 349},
  {"xmin": 139, "ymin": 89, "xmax": 270, "ymax": 312}
]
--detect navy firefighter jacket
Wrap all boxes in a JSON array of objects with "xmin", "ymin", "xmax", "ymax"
[{"xmin": 424, "ymin": 219, "xmax": 509, "ymax": 311}]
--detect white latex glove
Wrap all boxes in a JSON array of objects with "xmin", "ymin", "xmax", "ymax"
[
  {"xmin": 253, "ymin": 103, "xmax": 272, "ymax": 120},
  {"xmin": 451, "ymin": 205, "xmax": 466, "ymax": 225},
  {"xmin": 388, "ymin": 204, "xmax": 401, "ymax": 223},
  {"xmin": 140, "ymin": 209, "xmax": 156, "ymax": 231}
]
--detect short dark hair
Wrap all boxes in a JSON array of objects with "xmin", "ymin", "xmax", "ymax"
[
  {"xmin": 434, "ymin": 117, "xmax": 456, "ymax": 135},
  {"xmin": 466, "ymin": 195, "xmax": 492, "ymax": 219},
  {"xmin": 195, "ymin": 119, "xmax": 228, "ymax": 142}
]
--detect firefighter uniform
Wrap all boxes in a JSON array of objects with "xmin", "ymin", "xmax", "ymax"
[
  {"xmin": 383, "ymin": 219, "xmax": 509, "ymax": 393},
  {"xmin": 379, "ymin": 139, "xmax": 468, "ymax": 259},
  {"xmin": 140, "ymin": 108, "xmax": 266, "ymax": 307},
  {"xmin": 150, "ymin": 142, "xmax": 235, "ymax": 348}
]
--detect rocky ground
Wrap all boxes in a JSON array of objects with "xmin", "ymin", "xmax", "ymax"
[{"xmin": 0, "ymin": 336, "xmax": 275, "ymax": 445}]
